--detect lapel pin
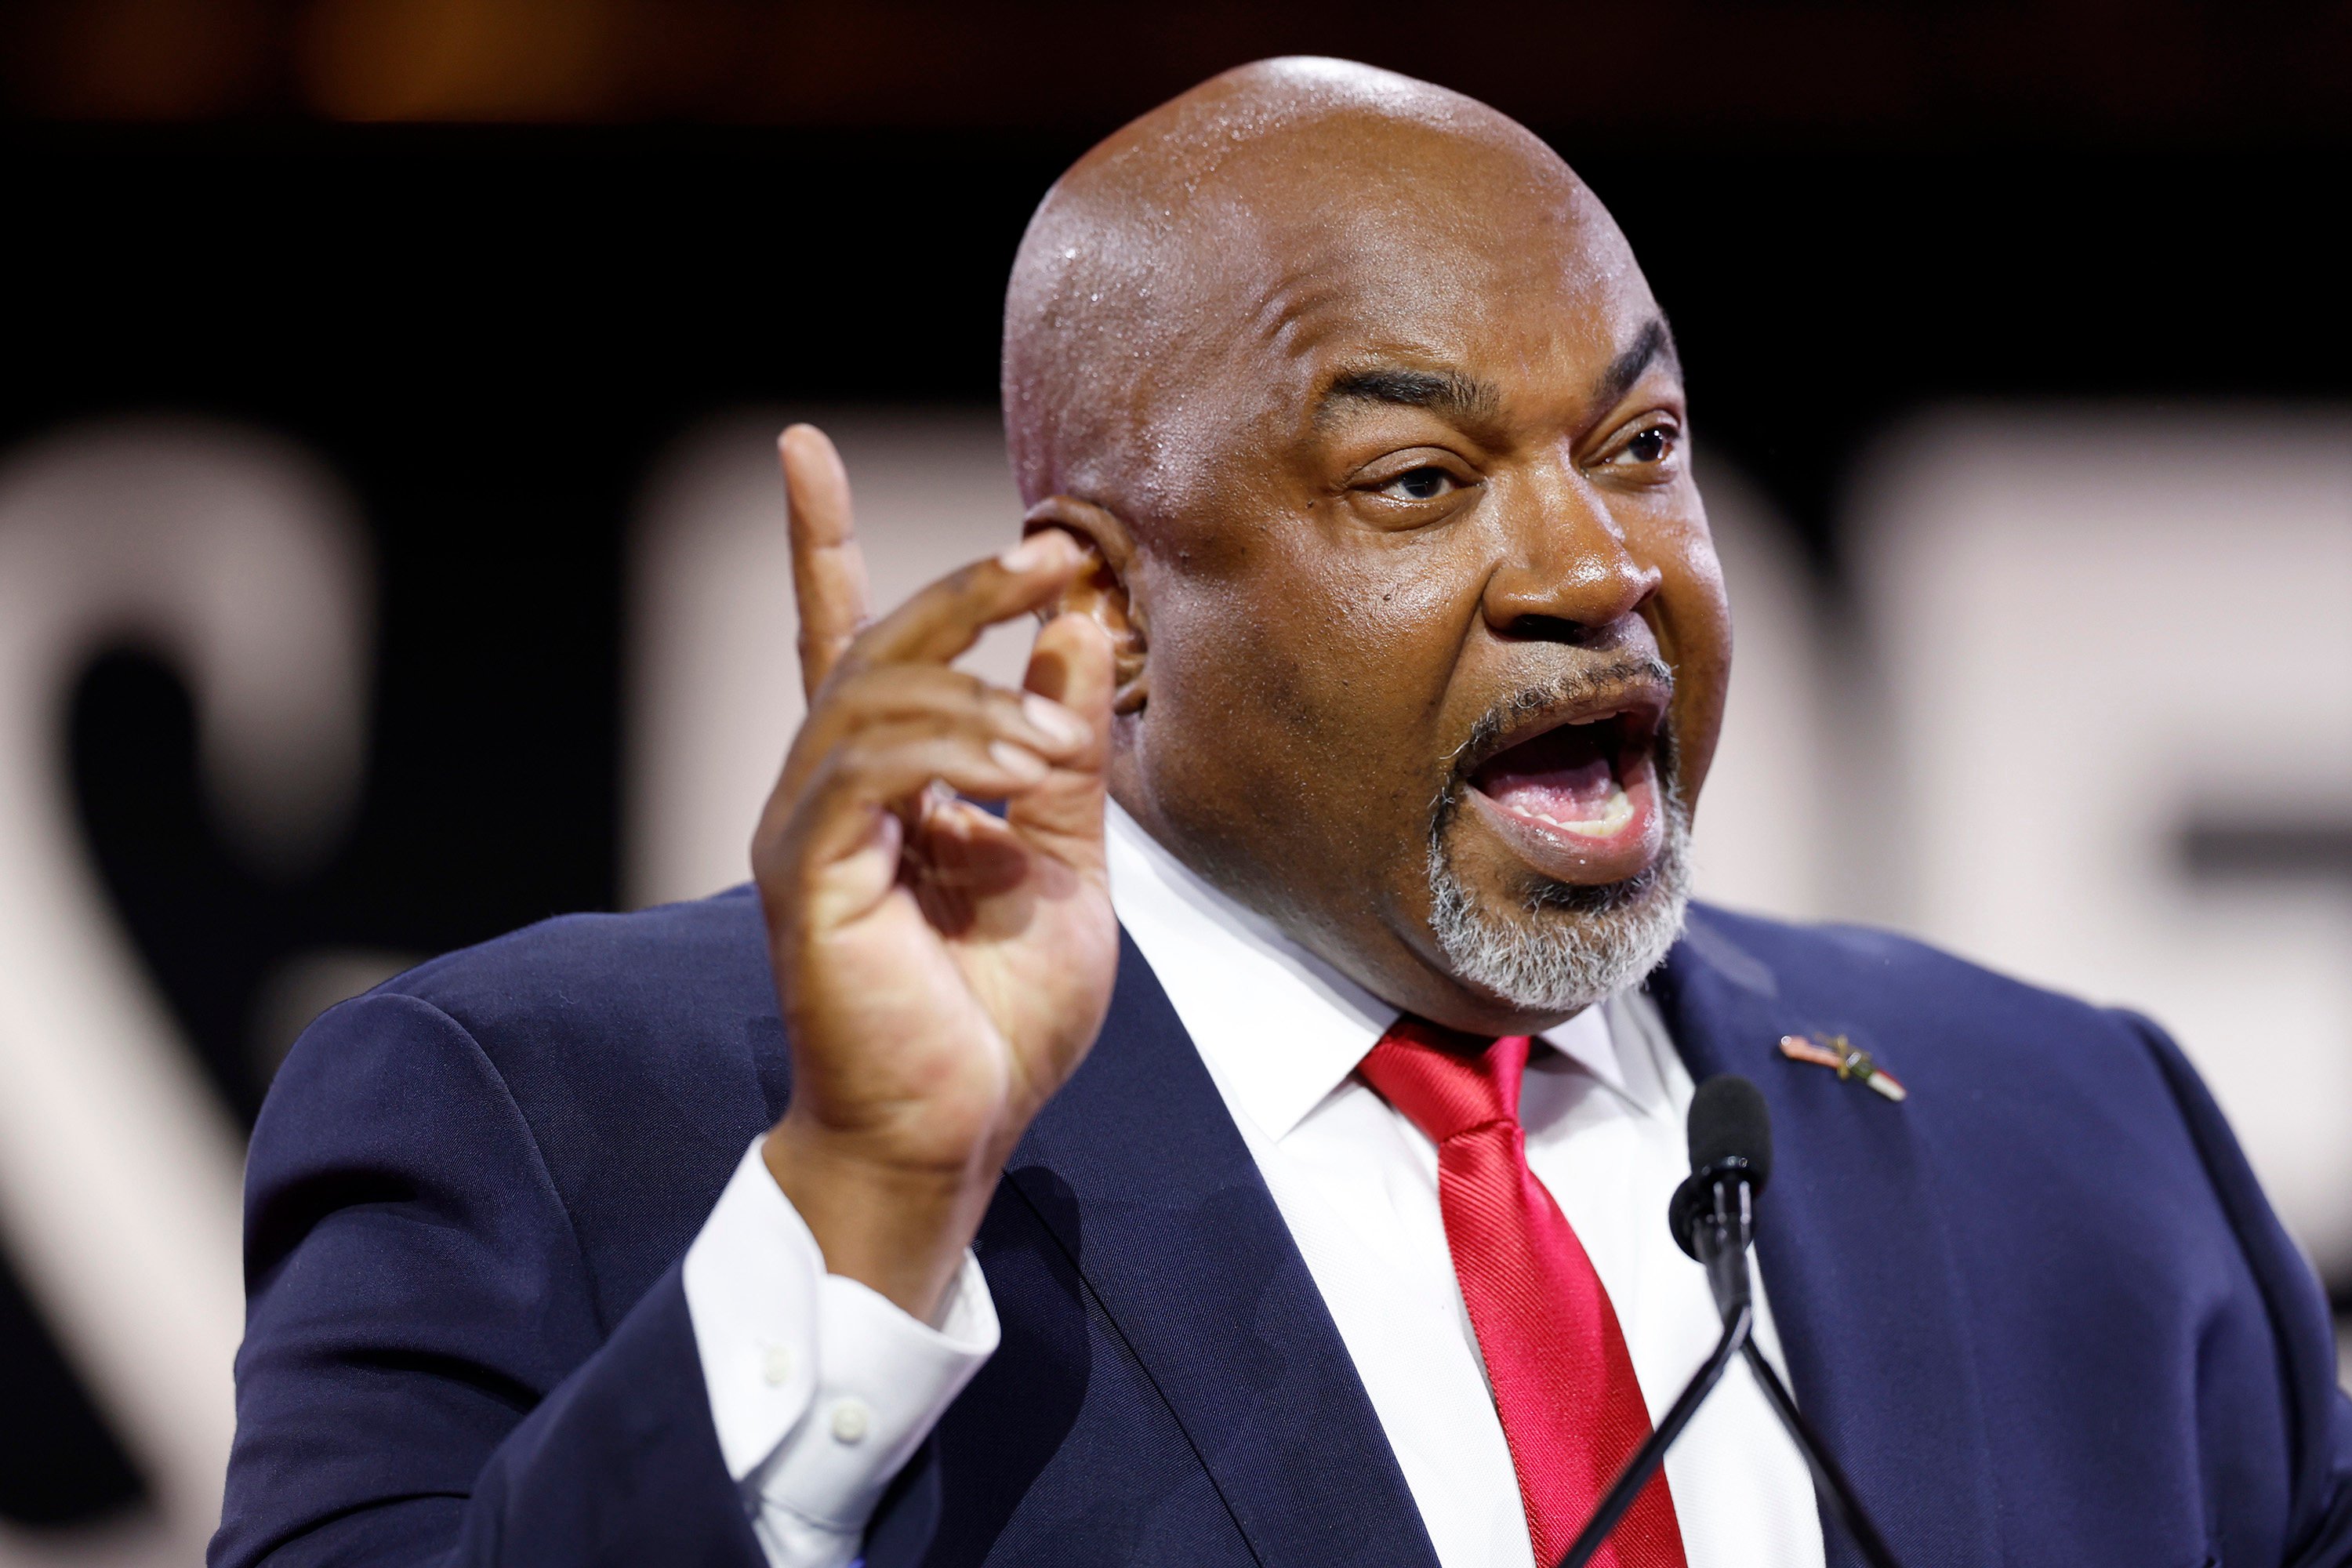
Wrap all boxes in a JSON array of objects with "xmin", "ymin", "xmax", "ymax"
[{"xmin": 1778, "ymin": 1033, "xmax": 1907, "ymax": 1102}]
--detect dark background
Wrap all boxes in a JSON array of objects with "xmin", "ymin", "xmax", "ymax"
[{"xmin": 5, "ymin": 0, "xmax": 2349, "ymax": 1535}]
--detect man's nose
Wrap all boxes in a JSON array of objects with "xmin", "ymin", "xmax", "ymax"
[{"xmin": 1478, "ymin": 472, "xmax": 1661, "ymax": 638}]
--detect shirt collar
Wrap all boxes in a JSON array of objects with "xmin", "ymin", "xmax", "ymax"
[{"xmin": 1104, "ymin": 800, "xmax": 1633, "ymax": 1142}]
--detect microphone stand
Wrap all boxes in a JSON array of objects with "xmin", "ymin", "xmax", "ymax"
[
  {"xmin": 1552, "ymin": 1300, "xmax": 1751, "ymax": 1566},
  {"xmin": 1738, "ymin": 1343, "xmax": 1903, "ymax": 1568},
  {"xmin": 1556, "ymin": 1176, "xmax": 1904, "ymax": 1568}
]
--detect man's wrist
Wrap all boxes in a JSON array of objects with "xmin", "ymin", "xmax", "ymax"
[{"xmin": 760, "ymin": 1117, "xmax": 990, "ymax": 1323}]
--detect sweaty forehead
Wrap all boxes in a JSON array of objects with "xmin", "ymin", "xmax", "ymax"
[
  {"xmin": 1002, "ymin": 59, "xmax": 1653, "ymax": 505},
  {"xmin": 1214, "ymin": 127, "xmax": 1642, "ymax": 381}
]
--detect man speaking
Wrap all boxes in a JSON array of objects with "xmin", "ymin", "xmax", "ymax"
[{"xmin": 214, "ymin": 58, "xmax": 2351, "ymax": 1568}]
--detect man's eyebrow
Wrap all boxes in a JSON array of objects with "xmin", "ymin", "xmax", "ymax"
[
  {"xmin": 1317, "ymin": 366, "xmax": 1501, "ymax": 425},
  {"xmin": 1595, "ymin": 317, "xmax": 1682, "ymax": 411},
  {"xmin": 1316, "ymin": 321, "xmax": 1679, "ymax": 429}
]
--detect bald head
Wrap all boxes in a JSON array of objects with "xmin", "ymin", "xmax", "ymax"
[{"xmin": 1002, "ymin": 57, "xmax": 1630, "ymax": 519}]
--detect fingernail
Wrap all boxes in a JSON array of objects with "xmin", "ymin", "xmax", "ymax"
[
  {"xmin": 999, "ymin": 532, "xmax": 1072, "ymax": 573},
  {"xmin": 1023, "ymin": 693, "xmax": 1089, "ymax": 747},
  {"xmin": 989, "ymin": 739, "xmax": 1049, "ymax": 779}
]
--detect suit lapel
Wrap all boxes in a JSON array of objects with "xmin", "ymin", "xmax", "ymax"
[
  {"xmin": 1005, "ymin": 932, "xmax": 1441, "ymax": 1568},
  {"xmin": 1653, "ymin": 910, "xmax": 2002, "ymax": 1568}
]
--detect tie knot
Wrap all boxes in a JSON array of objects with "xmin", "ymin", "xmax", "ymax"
[{"xmin": 1358, "ymin": 1016, "xmax": 1531, "ymax": 1145}]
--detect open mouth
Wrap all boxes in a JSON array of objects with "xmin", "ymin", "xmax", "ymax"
[{"xmin": 1461, "ymin": 690, "xmax": 1668, "ymax": 884}]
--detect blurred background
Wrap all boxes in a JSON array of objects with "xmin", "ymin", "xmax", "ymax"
[{"xmin": 3, "ymin": 2, "xmax": 2349, "ymax": 1562}]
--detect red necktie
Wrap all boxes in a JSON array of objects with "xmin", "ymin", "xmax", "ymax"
[{"xmin": 1358, "ymin": 1017, "xmax": 1686, "ymax": 1568}]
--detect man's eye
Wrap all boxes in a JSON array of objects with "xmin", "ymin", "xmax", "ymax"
[
  {"xmin": 1377, "ymin": 466, "xmax": 1458, "ymax": 502},
  {"xmin": 1622, "ymin": 425, "xmax": 1677, "ymax": 465}
]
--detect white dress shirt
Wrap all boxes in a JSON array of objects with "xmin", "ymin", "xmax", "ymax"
[
  {"xmin": 683, "ymin": 1140, "xmax": 999, "ymax": 1566},
  {"xmin": 682, "ymin": 802, "xmax": 1827, "ymax": 1567}
]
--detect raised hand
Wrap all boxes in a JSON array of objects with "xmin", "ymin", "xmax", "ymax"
[{"xmin": 754, "ymin": 424, "xmax": 1117, "ymax": 1320}]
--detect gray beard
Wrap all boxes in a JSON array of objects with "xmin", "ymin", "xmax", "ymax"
[{"xmin": 1425, "ymin": 785, "xmax": 1692, "ymax": 1014}]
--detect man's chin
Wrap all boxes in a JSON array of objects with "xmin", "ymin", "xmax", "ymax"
[{"xmin": 1424, "ymin": 795, "xmax": 1693, "ymax": 1014}]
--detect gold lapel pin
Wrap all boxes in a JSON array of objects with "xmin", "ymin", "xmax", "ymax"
[{"xmin": 1778, "ymin": 1033, "xmax": 1907, "ymax": 1102}]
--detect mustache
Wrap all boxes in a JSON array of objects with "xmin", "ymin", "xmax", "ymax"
[{"xmin": 1438, "ymin": 655, "xmax": 1678, "ymax": 793}]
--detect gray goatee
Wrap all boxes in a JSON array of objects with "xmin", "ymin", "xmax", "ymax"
[{"xmin": 1425, "ymin": 776, "xmax": 1691, "ymax": 1014}]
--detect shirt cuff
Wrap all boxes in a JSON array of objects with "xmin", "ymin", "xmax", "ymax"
[{"xmin": 681, "ymin": 1137, "xmax": 999, "ymax": 1537}]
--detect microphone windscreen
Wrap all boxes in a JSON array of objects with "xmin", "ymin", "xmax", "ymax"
[{"xmin": 1686, "ymin": 1075, "xmax": 1773, "ymax": 1192}]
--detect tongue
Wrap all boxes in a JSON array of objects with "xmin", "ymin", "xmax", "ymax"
[{"xmin": 1476, "ymin": 726, "xmax": 1628, "ymax": 831}]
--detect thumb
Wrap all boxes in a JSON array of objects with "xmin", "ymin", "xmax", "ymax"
[{"xmin": 1005, "ymin": 610, "xmax": 1113, "ymax": 858}]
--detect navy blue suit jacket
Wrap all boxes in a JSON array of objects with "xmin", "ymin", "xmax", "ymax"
[{"xmin": 214, "ymin": 891, "xmax": 2352, "ymax": 1566}]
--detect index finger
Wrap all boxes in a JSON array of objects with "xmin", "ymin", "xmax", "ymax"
[{"xmin": 780, "ymin": 423, "xmax": 873, "ymax": 700}]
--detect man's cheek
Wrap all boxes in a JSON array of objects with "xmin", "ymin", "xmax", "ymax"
[{"xmin": 1654, "ymin": 604, "xmax": 1731, "ymax": 800}]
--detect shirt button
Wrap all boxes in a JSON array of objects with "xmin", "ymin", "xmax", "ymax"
[
  {"xmin": 761, "ymin": 1346, "xmax": 793, "ymax": 1387},
  {"xmin": 829, "ymin": 1399, "xmax": 870, "ymax": 1444}
]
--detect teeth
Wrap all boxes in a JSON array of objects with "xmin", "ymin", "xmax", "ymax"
[{"xmin": 1534, "ymin": 786, "xmax": 1633, "ymax": 838}]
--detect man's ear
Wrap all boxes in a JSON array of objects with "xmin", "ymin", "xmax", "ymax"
[{"xmin": 1023, "ymin": 496, "xmax": 1148, "ymax": 714}]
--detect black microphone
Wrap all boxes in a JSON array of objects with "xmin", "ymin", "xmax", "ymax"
[
  {"xmin": 1556, "ymin": 1076, "xmax": 1904, "ymax": 1568},
  {"xmin": 1671, "ymin": 1073, "xmax": 1773, "ymax": 1320}
]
